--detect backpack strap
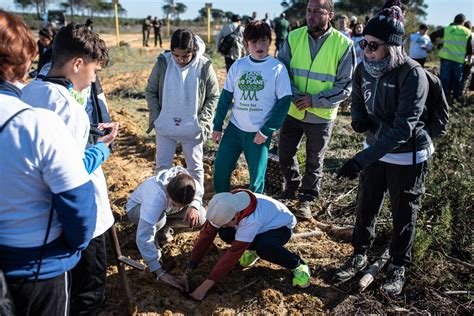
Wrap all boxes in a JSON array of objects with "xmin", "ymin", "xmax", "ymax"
[
  {"xmin": 397, "ymin": 58, "xmax": 421, "ymax": 87},
  {"xmin": 0, "ymin": 108, "xmax": 30, "ymax": 133}
]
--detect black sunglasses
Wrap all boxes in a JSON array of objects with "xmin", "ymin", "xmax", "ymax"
[{"xmin": 359, "ymin": 39, "xmax": 387, "ymax": 52}]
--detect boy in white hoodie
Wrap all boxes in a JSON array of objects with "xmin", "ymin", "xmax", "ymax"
[
  {"xmin": 125, "ymin": 166, "xmax": 206, "ymax": 290},
  {"xmin": 21, "ymin": 23, "xmax": 118, "ymax": 315},
  {"xmin": 145, "ymin": 29, "xmax": 219, "ymax": 189}
]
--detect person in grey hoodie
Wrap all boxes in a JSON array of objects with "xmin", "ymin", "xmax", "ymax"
[
  {"xmin": 145, "ymin": 29, "xmax": 219, "ymax": 189},
  {"xmin": 335, "ymin": 4, "xmax": 432, "ymax": 297}
]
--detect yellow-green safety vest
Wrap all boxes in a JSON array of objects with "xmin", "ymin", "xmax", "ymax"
[
  {"xmin": 287, "ymin": 26, "xmax": 351, "ymax": 121},
  {"xmin": 439, "ymin": 25, "xmax": 471, "ymax": 64}
]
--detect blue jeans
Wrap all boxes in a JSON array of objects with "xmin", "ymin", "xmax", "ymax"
[
  {"xmin": 440, "ymin": 58, "xmax": 464, "ymax": 99},
  {"xmin": 218, "ymin": 226, "xmax": 303, "ymax": 270}
]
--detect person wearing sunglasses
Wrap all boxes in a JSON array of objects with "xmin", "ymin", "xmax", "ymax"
[{"xmin": 335, "ymin": 1, "xmax": 433, "ymax": 297}]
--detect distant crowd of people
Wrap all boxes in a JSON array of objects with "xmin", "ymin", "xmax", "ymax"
[{"xmin": 142, "ymin": 15, "xmax": 164, "ymax": 48}]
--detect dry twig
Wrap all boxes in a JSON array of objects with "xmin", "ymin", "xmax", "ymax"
[
  {"xmin": 230, "ymin": 278, "xmax": 260, "ymax": 295},
  {"xmin": 292, "ymin": 230, "xmax": 324, "ymax": 239},
  {"xmin": 444, "ymin": 291, "xmax": 472, "ymax": 295}
]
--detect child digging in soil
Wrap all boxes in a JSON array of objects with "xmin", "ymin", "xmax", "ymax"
[
  {"xmin": 125, "ymin": 166, "xmax": 206, "ymax": 290},
  {"xmin": 184, "ymin": 190, "xmax": 311, "ymax": 301},
  {"xmin": 212, "ymin": 20, "xmax": 292, "ymax": 194}
]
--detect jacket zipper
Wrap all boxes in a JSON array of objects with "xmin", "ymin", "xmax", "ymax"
[{"xmin": 372, "ymin": 78, "xmax": 382, "ymax": 140}]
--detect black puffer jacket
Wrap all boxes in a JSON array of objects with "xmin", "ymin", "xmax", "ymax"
[{"xmin": 350, "ymin": 58, "xmax": 431, "ymax": 168}]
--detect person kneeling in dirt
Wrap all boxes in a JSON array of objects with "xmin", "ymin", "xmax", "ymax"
[
  {"xmin": 185, "ymin": 190, "xmax": 311, "ymax": 301},
  {"xmin": 125, "ymin": 166, "xmax": 205, "ymax": 290}
]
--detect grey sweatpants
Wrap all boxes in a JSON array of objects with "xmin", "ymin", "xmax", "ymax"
[{"xmin": 155, "ymin": 133, "xmax": 204, "ymax": 188}]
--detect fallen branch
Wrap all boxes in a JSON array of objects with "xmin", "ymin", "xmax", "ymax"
[
  {"xmin": 334, "ymin": 185, "xmax": 358, "ymax": 203},
  {"xmin": 230, "ymin": 278, "xmax": 260, "ymax": 295},
  {"xmin": 444, "ymin": 291, "xmax": 472, "ymax": 295},
  {"xmin": 313, "ymin": 220, "xmax": 354, "ymax": 241},
  {"xmin": 443, "ymin": 253, "xmax": 474, "ymax": 270},
  {"xmin": 292, "ymin": 230, "xmax": 324, "ymax": 239},
  {"xmin": 319, "ymin": 186, "xmax": 358, "ymax": 218},
  {"xmin": 359, "ymin": 249, "xmax": 390, "ymax": 292},
  {"xmin": 429, "ymin": 234, "xmax": 474, "ymax": 270}
]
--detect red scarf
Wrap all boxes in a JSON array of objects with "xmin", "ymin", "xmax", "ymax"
[{"xmin": 231, "ymin": 189, "xmax": 257, "ymax": 224}]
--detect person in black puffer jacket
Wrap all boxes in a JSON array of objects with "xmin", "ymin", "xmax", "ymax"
[{"xmin": 335, "ymin": 0, "xmax": 432, "ymax": 296}]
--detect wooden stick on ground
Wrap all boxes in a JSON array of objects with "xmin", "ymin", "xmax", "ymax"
[
  {"xmin": 230, "ymin": 278, "xmax": 260, "ymax": 295},
  {"xmin": 444, "ymin": 290, "xmax": 472, "ymax": 295},
  {"xmin": 313, "ymin": 220, "xmax": 354, "ymax": 241},
  {"xmin": 292, "ymin": 230, "xmax": 324, "ymax": 239},
  {"xmin": 359, "ymin": 249, "xmax": 390, "ymax": 292},
  {"xmin": 442, "ymin": 252, "xmax": 474, "ymax": 270}
]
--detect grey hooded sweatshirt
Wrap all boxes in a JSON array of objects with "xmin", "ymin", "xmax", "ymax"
[{"xmin": 145, "ymin": 35, "xmax": 219, "ymax": 140}]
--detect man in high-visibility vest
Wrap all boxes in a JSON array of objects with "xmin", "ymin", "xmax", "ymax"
[
  {"xmin": 277, "ymin": 0, "xmax": 355, "ymax": 220},
  {"xmin": 430, "ymin": 14, "xmax": 472, "ymax": 101}
]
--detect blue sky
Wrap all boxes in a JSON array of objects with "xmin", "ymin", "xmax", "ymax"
[{"xmin": 0, "ymin": 0, "xmax": 473, "ymax": 26}]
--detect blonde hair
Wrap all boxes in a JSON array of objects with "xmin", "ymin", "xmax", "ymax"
[{"xmin": 387, "ymin": 45, "xmax": 406, "ymax": 69}]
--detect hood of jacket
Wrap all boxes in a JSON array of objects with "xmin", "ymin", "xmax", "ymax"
[{"xmin": 155, "ymin": 166, "xmax": 189, "ymax": 189}]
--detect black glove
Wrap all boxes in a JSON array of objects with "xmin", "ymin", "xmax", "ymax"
[
  {"xmin": 337, "ymin": 158, "xmax": 362, "ymax": 180},
  {"xmin": 351, "ymin": 118, "xmax": 372, "ymax": 133}
]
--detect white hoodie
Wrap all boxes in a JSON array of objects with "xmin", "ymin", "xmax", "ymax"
[
  {"xmin": 125, "ymin": 166, "xmax": 203, "ymax": 272},
  {"xmin": 156, "ymin": 35, "xmax": 207, "ymax": 139}
]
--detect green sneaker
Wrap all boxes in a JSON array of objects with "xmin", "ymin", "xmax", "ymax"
[
  {"xmin": 292, "ymin": 263, "xmax": 311, "ymax": 288},
  {"xmin": 239, "ymin": 250, "xmax": 260, "ymax": 267}
]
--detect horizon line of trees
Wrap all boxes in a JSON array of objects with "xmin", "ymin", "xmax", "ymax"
[{"xmin": 14, "ymin": 0, "xmax": 127, "ymax": 19}]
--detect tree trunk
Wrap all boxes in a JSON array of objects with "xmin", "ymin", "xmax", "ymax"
[{"xmin": 36, "ymin": 2, "xmax": 41, "ymax": 19}]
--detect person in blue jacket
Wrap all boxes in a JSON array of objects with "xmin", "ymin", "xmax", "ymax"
[{"xmin": 0, "ymin": 11, "xmax": 97, "ymax": 315}]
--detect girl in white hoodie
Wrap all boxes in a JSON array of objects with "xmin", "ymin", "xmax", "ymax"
[
  {"xmin": 145, "ymin": 29, "xmax": 219, "ymax": 188},
  {"xmin": 125, "ymin": 166, "xmax": 205, "ymax": 290}
]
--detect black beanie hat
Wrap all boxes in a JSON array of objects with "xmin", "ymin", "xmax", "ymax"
[{"xmin": 363, "ymin": 5, "xmax": 405, "ymax": 46}]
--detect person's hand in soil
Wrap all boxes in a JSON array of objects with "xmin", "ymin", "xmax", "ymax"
[
  {"xmin": 97, "ymin": 122, "xmax": 119, "ymax": 147},
  {"xmin": 155, "ymin": 270, "xmax": 184, "ymax": 291},
  {"xmin": 190, "ymin": 279, "xmax": 215, "ymax": 301},
  {"xmin": 177, "ymin": 273, "xmax": 190, "ymax": 293},
  {"xmin": 253, "ymin": 132, "xmax": 267, "ymax": 145},
  {"xmin": 184, "ymin": 206, "xmax": 200, "ymax": 228},
  {"xmin": 212, "ymin": 131, "xmax": 222, "ymax": 144}
]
